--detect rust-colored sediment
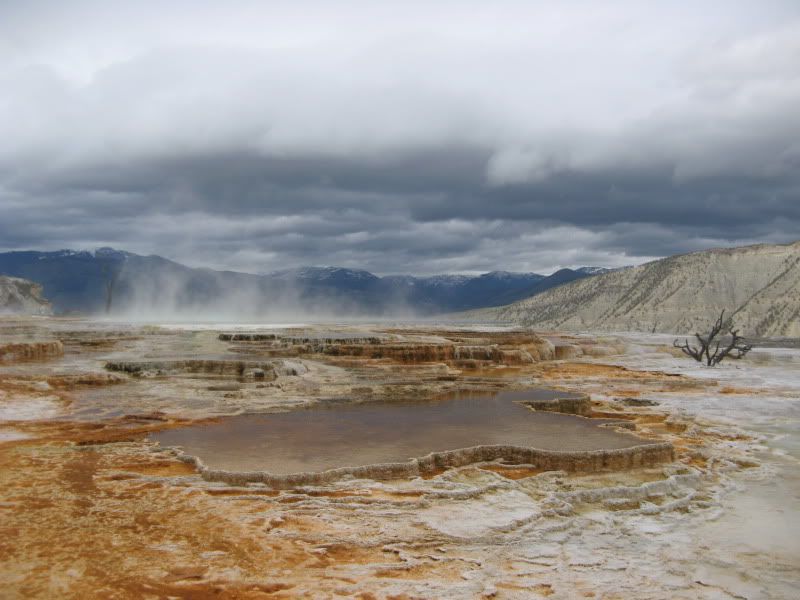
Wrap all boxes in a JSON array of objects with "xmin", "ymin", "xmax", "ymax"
[
  {"xmin": 0, "ymin": 340, "xmax": 64, "ymax": 362},
  {"xmin": 0, "ymin": 434, "xmax": 400, "ymax": 598},
  {"xmin": 0, "ymin": 321, "xmax": 729, "ymax": 598}
]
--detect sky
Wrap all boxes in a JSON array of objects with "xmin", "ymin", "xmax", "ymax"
[{"xmin": 0, "ymin": 0, "xmax": 798, "ymax": 276}]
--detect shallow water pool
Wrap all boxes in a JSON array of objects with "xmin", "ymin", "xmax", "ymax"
[{"xmin": 151, "ymin": 389, "xmax": 653, "ymax": 474}]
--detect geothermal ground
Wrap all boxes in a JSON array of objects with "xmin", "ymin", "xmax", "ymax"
[{"xmin": 0, "ymin": 318, "xmax": 797, "ymax": 599}]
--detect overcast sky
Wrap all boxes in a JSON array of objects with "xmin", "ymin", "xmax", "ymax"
[{"xmin": 0, "ymin": 1, "xmax": 798, "ymax": 275}]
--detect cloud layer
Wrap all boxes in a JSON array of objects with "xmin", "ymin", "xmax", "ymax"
[{"xmin": 1, "ymin": 0, "xmax": 798, "ymax": 274}]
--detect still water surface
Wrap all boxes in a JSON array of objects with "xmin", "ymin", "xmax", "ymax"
[{"xmin": 152, "ymin": 389, "xmax": 652, "ymax": 474}]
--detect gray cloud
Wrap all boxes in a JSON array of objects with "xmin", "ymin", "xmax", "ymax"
[{"xmin": 0, "ymin": 0, "xmax": 798, "ymax": 275}]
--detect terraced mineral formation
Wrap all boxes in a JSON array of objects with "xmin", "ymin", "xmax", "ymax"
[
  {"xmin": 0, "ymin": 317, "xmax": 795, "ymax": 599},
  {"xmin": 181, "ymin": 442, "xmax": 674, "ymax": 489},
  {"xmin": 218, "ymin": 329, "xmax": 559, "ymax": 369},
  {"xmin": 0, "ymin": 339, "xmax": 64, "ymax": 361},
  {"xmin": 105, "ymin": 358, "xmax": 283, "ymax": 378}
]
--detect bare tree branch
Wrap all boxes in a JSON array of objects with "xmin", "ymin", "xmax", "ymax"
[{"xmin": 673, "ymin": 310, "xmax": 753, "ymax": 366}]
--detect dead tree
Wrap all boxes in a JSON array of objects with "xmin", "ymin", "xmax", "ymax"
[{"xmin": 673, "ymin": 310, "xmax": 753, "ymax": 366}]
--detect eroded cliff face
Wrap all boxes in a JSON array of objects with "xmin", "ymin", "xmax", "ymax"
[
  {"xmin": 471, "ymin": 241, "xmax": 800, "ymax": 337},
  {"xmin": 0, "ymin": 276, "xmax": 52, "ymax": 316}
]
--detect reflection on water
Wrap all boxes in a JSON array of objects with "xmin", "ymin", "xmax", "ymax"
[{"xmin": 152, "ymin": 389, "xmax": 652, "ymax": 474}]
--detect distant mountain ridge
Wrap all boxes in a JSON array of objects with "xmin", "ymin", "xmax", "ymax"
[
  {"xmin": 467, "ymin": 241, "xmax": 800, "ymax": 338},
  {"xmin": 0, "ymin": 248, "xmax": 609, "ymax": 316}
]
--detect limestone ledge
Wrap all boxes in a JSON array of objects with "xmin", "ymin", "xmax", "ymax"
[
  {"xmin": 522, "ymin": 394, "xmax": 592, "ymax": 416},
  {"xmin": 313, "ymin": 343, "xmax": 539, "ymax": 364},
  {"xmin": 104, "ymin": 359, "xmax": 291, "ymax": 378},
  {"xmin": 218, "ymin": 331, "xmax": 559, "ymax": 365},
  {"xmin": 0, "ymin": 340, "xmax": 64, "ymax": 362},
  {"xmin": 174, "ymin": 441, "xmax": 675, "ymax": 489},
  {"xmin": 218, "ymin": 333, "xmax": 278, "ymax": 341},
  {"xmin": 219, "ymin": 332, "xmax": 387, "ymax": 346}
]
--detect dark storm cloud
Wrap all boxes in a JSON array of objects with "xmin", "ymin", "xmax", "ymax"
[{"xmin": 0, "ymin": 1, "xmax": 799, "ymax": 275}]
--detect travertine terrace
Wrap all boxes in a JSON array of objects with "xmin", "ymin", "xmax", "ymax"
[{"xmin": 1, "ymin": 317, "xmax": 797, "ymax": 598}]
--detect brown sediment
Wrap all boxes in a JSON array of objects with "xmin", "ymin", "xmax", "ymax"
[
  {"xmin": 316, "ymin": 343, "xmax": 532, "ymax": 364},
  {"xmin": 204, "ymin": 488, "xmax": 281, "ymax": 497},
  {"xmin": 219, "ymin": 333, "xmax": 279, "ymax": 342},
  {"xmin": 480, "ymin": 464, "xmax": 546, "ymax": 479},
  {"xmin": 615, "ymin": 389, "xmax": 643, "ymax": 397},
  {"xmin": 0, "ymin": 432, "xmax": 369, "ymax": 598},
  {"xmin": 105, "ymin": 359, "xmax": 280, "ymax": 378},
  {"xmin": 46, "ymin": 372, "xmax": 127, "ymax": 389},
  {"xmin": 462, "ymin": 366, "xmax": 522, "ymax": 377},
  {"xmin": 419, "ymin": 466, "xmax": 450, "ymax": 479},
  {"xmin": 537, "ymin": 362, "xmax": 686, "ymax": 380},
  {"xmin": 718, "ymin": 386, "xmax": 758, "ymax": 395},
  {"xmin": 10, "ymin": 414, "xmax": 218, "ymax": 446},
  {"xmin": 0, "ymin": 340, "xmax": 64, "ymax": 362},
  {"xmin": 109, "ymin": 459, "xmax": 199, "ymax": 477},
  {"xmin": 554, "ymin": 344, "xmax": 583, "ymax": 360},
  {"xmin": 220, "ymin": 328, "xmax": 561, "ymax": 366},
  {"xmin": 524, "ymin": 394, "xmax": 592, "ymax": 416},
  {"xmin": 589, "ymin": 410, "xmax": 638, "ymax": 420},
  {"xmin": 2, "ymin": 319, "xmax": 750, "ymax": 598}
]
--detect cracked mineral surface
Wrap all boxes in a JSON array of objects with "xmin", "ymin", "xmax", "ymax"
[{"xmin": 0, "ymin": 317, "xmax": 798, "ymax": 599}]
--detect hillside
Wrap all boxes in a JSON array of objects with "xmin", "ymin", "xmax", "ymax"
[
  {"xmin": 0, "ymin": 276, "xmax": 53, "ymax": 315},
  {"xmin": 471, "ymin": 241, "xmax": 800, "ymax": 338},
  {"xmin": 0, "ymin": 249, "xmax": 607, "ymax": 316}
]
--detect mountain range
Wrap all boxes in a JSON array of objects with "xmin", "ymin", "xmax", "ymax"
[
  {"xmin": 0, "ymin": 248, "xmax": 609, "ymax": 317},
  {"xmin": 468, "ymin": 241, "xmax": 800, "ymax": 338}
]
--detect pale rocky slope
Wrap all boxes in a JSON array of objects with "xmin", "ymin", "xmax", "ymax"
[
  {"xmin": 0, "ymin": 276, "xmax": 52, "ymax": 315},
  {"xmin": 472, "ymin": 241, "xmax": 800, "ymax": 337}
]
